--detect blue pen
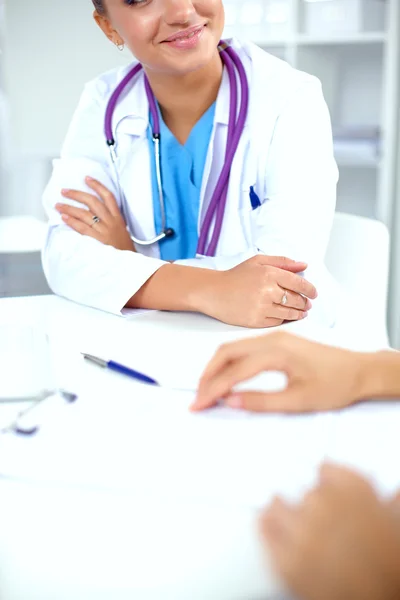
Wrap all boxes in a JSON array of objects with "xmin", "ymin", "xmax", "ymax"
[
  {"xmin": 82, "ymin": 353, "xmax": 159, "ymax": 386},
  {"xmin": 249, "ymin": 185, "xmax": 261, "ymax": 209}
]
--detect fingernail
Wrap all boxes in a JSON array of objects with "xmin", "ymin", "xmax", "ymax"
[
  {"xmin": 190, "ymin": 399, "xmax": 207, "ymax": 412},
  {"xmin": 306, "ymin": 299, "xmax": 312, "ymax": 310},
  {"xmin": 302, "ymin": 311, "xmax": 309, "ymax": 319},
  {"xmin": 225, "ymin": 395, "xmax": 242, "ymax": 409},
  {"xmin": 55, "ymin": 203, "xmax": 62, "ymax": 210},
  {"xmin": 61, "ymin": 189, "xmax": 69, "ymax": 194},
  {"xmin": 61, "ymin": 214, "xmax": 69, "ymax": 221},
  {"xmin": 85, "ymin": 176, "xmax": 93, "ymax": 182}
]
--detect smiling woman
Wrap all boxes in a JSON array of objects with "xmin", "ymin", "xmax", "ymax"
[
  {"xmin": 41, "ymin": 0, "xmax": 339, "ymax": 327},
  {"xmin": 92, "ymin": 0, "xmax": 225, "ymax": 82}
]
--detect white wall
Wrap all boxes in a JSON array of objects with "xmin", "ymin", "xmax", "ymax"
[
  {"xmin": 0, "ymin": 0, "xmax": 6, "ymax": 203},
  {"xmin": 2, "ymin": 0, "xmax": 135, "ymax": 217},
  {"xmin": 4, "ymin": 0, "xmax": 132, "ymax": 158}
]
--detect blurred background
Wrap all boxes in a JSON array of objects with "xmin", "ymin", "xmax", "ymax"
[{"xmin": 0, "ymin": 0, "xmax": 399, "ymax": 346}]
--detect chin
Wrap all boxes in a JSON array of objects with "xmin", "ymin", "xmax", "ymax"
[
  {"xmin": 175, "ymin": 58, "xmax": 212, "ymax": 75},
  {"xmin": 162, "ymin": 47, "xmax": 218, "ymax": 76}
]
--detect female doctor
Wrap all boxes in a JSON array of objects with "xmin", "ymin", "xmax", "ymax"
[{"xmin": 42, "ymin": 0, "xmax": 338, "ymax": 328}]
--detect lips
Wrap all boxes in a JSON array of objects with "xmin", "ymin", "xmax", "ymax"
[{"xmin": 162, "ymin": 24, "xmax": 205, "ymax": 43}]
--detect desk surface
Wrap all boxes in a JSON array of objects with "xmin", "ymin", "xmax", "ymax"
[{"xmin": 0, "ymin": 296, "xmax": 398, "ymax": 600}]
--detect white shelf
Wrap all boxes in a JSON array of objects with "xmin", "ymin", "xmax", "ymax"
[
  {"xmin": 296, "ymin": 32, "xmax": 387, "ymax": 46},
  {"xmin": 246, "ymin": 0, "xmax": 399, "ymax": 247},
  {"xmin": 336, "ymin": 159, "xmax": 381, "ymax": 170},
  {"xmin": 253, "ymin": 32, "xmax": 387, "ymax": 48},
  {"xmin": 253, "ymin": 39, "xmax": 290, "ymax": 48},
  {"xmin": 246, "ymin": 32, "xmax": 387, "ymax": 50}
]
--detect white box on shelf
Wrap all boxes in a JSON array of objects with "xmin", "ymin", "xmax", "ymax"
[
  {"xmin": 303, "ymin": 0, "xmax": 386, "ymax": 36},
  {"xmin": 224, "ymin": 0, "xmax": 291, "ymax": 42},
  {"xmin": 333, "ymin": 126, "xmax": 381, "ymax": 166},
  {"xmin": 223, "ymin": 0, "xmax": 241, "ymax": 38},
  {"xmin": 264, "ymin": 0, "xmax": 291, "ymax": 40},
  {"xmin": 239, "ymin": 0, "xmax": 266, "ymax": 43}
]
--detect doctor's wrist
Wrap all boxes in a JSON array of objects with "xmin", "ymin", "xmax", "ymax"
[
  {"xmin": 128, "ymin": 263, "xmax": 222, "ymax": 314},
  {"xmin": 186, "ymin": 269, "xmax": 226, "ymax": 314}
]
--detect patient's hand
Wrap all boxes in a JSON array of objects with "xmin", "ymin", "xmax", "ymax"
[
  {"xmin": 261, "ymin": 463, "xmax": 400, "ymax": 600},
  {"xmin": 56, "ymin": 176, "xmax": 135, "ymax": 252},
  {"xmin": 192, "ymin": 331, "xmax": 364, "ymax": 412}
]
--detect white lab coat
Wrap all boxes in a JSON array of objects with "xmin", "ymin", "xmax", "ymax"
[{"xmin": 42, "ymin": 38, "xmax": 339, "ymax": 323}]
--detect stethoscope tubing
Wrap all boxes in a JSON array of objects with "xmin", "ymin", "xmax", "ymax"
[{"xmin": 104, "ymin": 41, "xmax": 249, "ymax": 254}]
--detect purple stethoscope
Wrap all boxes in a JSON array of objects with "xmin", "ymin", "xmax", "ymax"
[{"xmin": 105, "ymin": 41, "xmax": 249, "ymax": 257}]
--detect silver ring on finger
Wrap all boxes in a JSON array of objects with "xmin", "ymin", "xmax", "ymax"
[
  {"xmin": 91, "ymin": 215, "xmax": 101, "ymax": 227},
  {"xmin": 280, "ymin": 290, "xmax": 288, "ymax": 306}
]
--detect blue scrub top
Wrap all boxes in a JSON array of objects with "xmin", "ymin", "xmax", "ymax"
[{"xmin": 148, "ymin": 102, "xmax": 216, "ymax": 261}]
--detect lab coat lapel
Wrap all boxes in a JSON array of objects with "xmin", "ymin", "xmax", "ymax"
[
  {"xmin": 199, "ymin": 44, "xmax": 254, "ymax": 255},
  {"xmin": 198, "ymin": 68, "xmax": 229, "ymax": 237}
]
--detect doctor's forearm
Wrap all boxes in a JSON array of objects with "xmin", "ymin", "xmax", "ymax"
[{"xmin": 126, "ymin": 264, "xmax": 221, "ymax": 312}]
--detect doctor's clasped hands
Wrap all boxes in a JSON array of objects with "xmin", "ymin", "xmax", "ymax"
[{"xmin": 193, "ymin": 255, "xmax": 316, "ymax": 328}]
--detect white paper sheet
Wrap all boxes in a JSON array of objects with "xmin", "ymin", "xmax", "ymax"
[
  {"xmin": 120, "ymin": 308, "xmax": 154, "ymax": 318},
  {"xmin": 1, "ymin": 381, "xmax": 399, "ymax": 509},
  {"xmin": 0, "ymin": 382, "xmax": 332, "ymax": 507}
]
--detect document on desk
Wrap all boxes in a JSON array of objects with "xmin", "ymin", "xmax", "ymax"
[
  {"xmin": 0, "ymin": 382, "xmax": 334, "ymax": 508},
  {"xmin": 0, "ymin": 385, "xmax": 399, "ymax": 506},
  {"xmin": 120, "ymin": 308, "xmax": 154, "ymax": 318}
]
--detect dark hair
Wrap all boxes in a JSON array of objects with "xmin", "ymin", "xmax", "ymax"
[{"xmin": 92, "ymin": 0, "xmax": 106, "ymax": 15}]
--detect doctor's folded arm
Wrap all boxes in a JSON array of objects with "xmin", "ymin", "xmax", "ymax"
[{"xmin": 42, "ymin": 0, "xmax": 338, "ymax": 328}]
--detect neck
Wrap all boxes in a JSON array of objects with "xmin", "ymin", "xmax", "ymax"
[{"xmin": 144, "ymin": 51, "xmax": 223, "ymax": 144}]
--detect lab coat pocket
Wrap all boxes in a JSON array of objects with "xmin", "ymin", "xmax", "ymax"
[
  {"xmin": 238, "ymin": 210, "xmax": 253, "ymax": 250},
  {"xmin": 239, "ymin": 186, "xmax": 265, "ymax": 248}
]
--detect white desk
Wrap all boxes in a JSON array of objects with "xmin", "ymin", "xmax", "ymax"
[{"xmin": 0, "ymin": 295, "xmax": 398, "ymax": 600}]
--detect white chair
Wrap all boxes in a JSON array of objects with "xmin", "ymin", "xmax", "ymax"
[
  {"xmin": 325, "ymin": 211, "xmax": 390, "ymax": 329},
  {"xmin": 0, "ymin": 216, "xmax": 47, "ymax": 253},
  {"xmin": 0, "ymin": 216, "xmax": 49, "ymax": 297}
]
